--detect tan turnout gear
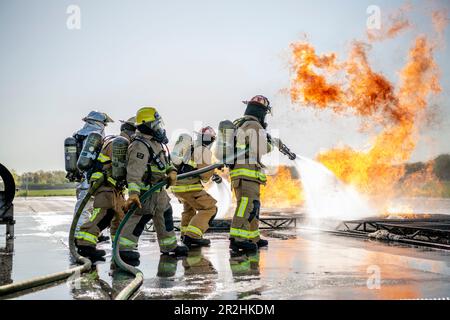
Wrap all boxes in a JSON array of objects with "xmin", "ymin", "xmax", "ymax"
[
  {"xmin": 230, "ymin": 115, "xmax": 271, "ymax": 243},
  {"xmin": 75, "ymin": 133, "xmax": 128, "ymax": 247},
  {"xmin": 119, "ymin": 132, "xmax": 179, "ymax": 253},
  {"xmin": 172, "ymin": 144, "xmax": 218, "ymax": 239}
]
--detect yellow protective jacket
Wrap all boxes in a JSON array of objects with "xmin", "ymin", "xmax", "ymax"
[
  {"xmin": 171, "ymin": 144, "xmax": 213, "ymax": 193},
  {"xmin": 231, "ymin": 115, "xmax": 272, "ymax": 185}
]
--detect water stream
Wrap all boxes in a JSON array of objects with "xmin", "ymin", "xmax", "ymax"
[{"xmin": 295, "ymin": 156, "xmax": 376, "ymax": 221}]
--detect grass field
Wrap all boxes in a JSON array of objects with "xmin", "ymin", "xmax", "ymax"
[
  {"xmin": 15, "ymin": 189, "xmax": 76, "ymax": 197},
  {"xmin": 12, "ymin": 182, "xmax": 450, "ymax": 198}
]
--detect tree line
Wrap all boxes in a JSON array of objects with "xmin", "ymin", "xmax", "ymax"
[
  {"xmin": 10, "ymin": 170, "xmax": 69, "ymax": 186},
  {"xmin": 404, "ymin": 154, "xmax": 450, "ymax": 181}
]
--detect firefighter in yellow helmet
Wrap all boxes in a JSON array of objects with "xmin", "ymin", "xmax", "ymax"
[
  {"xmin": 229, "ymin": 95, "xmax": 272, "ymax": 252},
  {"xmin": 75, "ymin": 117, "xmax": 136, "ymax": 261},
  {"xmin": 120, "ymin": 107, "xmax": 188, "ymax": 262},
  {"xmin": 171, "ymin": 126, "xmax": 220, "ymax": 248}
]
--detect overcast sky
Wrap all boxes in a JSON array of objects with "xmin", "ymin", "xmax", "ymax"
[{"xmin": 0, "ymin": 0, "xmax": 449, "ymax": 173}]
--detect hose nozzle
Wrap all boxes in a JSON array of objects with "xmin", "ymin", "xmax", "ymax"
[
  {"xmin": 279, "ymin": 143, "xmax": 297, "ymax": 160},
  {"xmin": 267, "ymin": 134, "xmax": 297, "ymax": 161}
]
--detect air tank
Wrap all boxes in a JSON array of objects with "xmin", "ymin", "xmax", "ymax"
[
  {"xmin": 171, "ymin": 133, "xmax": 193, "ymax": 166},
  {"xmin": 77, "ymin": 132, "xmax": 103, "ymax": 172},
  {"xmin": 64, "ymin": 136, "xmax": 79, "ymax": 174},
  {"xmin": 111, "ymin": 136, "xmax": 129, "ymax": 182},
  {"xmin": 215, "ymin": 120, "xmax": 236, "ymax": 164}
]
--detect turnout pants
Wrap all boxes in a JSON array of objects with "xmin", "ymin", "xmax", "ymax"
[
  {"xmin": 74, "ymin": 180, "xmax": 94, "ymax": 233},
  {"xmin": 230, "ymin": 179, "xmax": 261, "ymax": 243},
  {"xmin": 75, "ymin": 186, "xmax": 125, "ymax": 247},
  {"xmin": 174, "ymin": 189, "xmax": 217, "ymax": 239},
  {"xmin": 119, "ymin": 189, "xmax": 177, "ymax": 253}
]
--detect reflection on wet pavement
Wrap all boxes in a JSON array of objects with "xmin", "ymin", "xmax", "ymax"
[{"xmin": 1, "ymin": 197, "xmax": 450, "ymax": 300}]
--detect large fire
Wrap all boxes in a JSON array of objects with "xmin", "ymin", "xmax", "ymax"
[
  {"xmin": 289, "ymin": 7, "xmax": 447, "ymax": 207},
  {"xmin": 261, "ymin": 166, "xmax": 304, "ymax": 208}
]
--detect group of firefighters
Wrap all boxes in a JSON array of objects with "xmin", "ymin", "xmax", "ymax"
[{"xmin": 68, "ymin": 95, "xmax": 277, "ymax": 265}]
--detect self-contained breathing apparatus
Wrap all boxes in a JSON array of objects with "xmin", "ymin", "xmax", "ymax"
[
  {"xmin": 111, "ymin": 136, "xmax": 130, "ymax": 189},
  {"xmin": 132, "ymin": 136, "xmax": 170, "ymax": 188},
  {"xmin": 171, "ymin": 134, "xmax": 196, "ymax": 175},
  {"xmin": 65, "ymin": 131, "xmax": 130, "ymax": 189},
  {"xmin": 214, "ymin": 118, "xmax": 297, "ymax": 165},
  {"xmin": 77, "ymin": 132, "xmax": 104, "ymax": 172},
  {"xmin": 64, "ymin": 134, "xmax": 87, "ymax": 182}
]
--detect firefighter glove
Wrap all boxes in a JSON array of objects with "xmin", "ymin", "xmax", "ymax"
[
  {"xmin": 166, "ymin": 170, "xmax": 177, "ymax": 188},
  {"xmin": 124, "ymin": 193, "xmax": 142, "ymax": 212}
]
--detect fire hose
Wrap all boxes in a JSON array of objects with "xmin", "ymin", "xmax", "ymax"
[
  {"xmin": 0, "ymin": 177, "xmax": 105, "ymax": 297},
  {"xmin": 113, "ymin": 140, "xmax": 298, "ymax": 300},
  {"xmin": 112, "ymin": 161, "xmax": 237, "ymax": 300},
  {"xmin": 0, "ymin": 136, "xmax": 296, "ymax": 298}
]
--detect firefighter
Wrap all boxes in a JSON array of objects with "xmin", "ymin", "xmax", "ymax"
[
  {"xmin": 75, "ymin": 117, "xmax": 136, "ymax": 260},
  {"xmin": 171, "ymin": 127, "xmax": 220, "ymax": 248},
  {"xmin": 229, "ymin": 95, "xmax": 272, "ymax": 252},
  {"xmin": 73, "ymin": 111, "xmax": 113, "ymax": 242},
  {"xmin": 121, "ymin": 107, "xmax": 188, "ymax": 261}
]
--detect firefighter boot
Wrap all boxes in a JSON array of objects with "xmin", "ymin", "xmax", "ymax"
[
  {"xmin": 77, "ymin": 245, "xmax": 106, "ymax": 261},
  {"xmin": 183, "ymin": 235, "xmax": 211, "ymax": 248},
  {"xmin": 229, "ymin": 238, "xmax": 257, "ymax": 252},
  {"xmin": 163, "ymin": 244, "xmax": 189, "ymax": 257},
  {"xmin": 256, "ymin": 238, "xmax": 269, "ymax": 248},
  {"xmin": 119, "ymin": 250, "xmax": 141, "ymax": 267}
]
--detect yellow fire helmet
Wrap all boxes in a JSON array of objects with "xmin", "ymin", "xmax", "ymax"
[{"xmin": 135, "ymin": 107, "xmax": 162, "ymax": 125}]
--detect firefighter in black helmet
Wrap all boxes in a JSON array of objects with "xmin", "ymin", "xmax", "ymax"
[{"xmin": 229, "ymin": 95, "xmax": 273, "ymax": 252}]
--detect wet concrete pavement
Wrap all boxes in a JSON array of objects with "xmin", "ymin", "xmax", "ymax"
[{"xmin": 1, "ymin": 197, "xmax": 450, "ymax": 300}]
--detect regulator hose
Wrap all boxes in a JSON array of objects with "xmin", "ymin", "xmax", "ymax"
[
  {"xmin": 0, "ymin": 177, "xmax": 104, "ymax": 297},
  {"xmin": 113, "ymin": 160, "xmax": 236, "ymax": 300}
]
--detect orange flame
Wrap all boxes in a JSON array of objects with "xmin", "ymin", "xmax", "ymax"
[
  {"xmin": 261, "ymin": 166, "xmax": 304, "ymax": 208},
  {"xmin": 289, "ymin": 11, "xmax": 445, "ymax": 203}
]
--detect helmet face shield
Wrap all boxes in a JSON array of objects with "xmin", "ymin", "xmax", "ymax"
[
  {"xmin": 150, "ymin": 118, "xmax": 165, "ymax": 132},
  {"xmin": 138, "ymin": 118, "xmax": 168, "ymax": 144},
  {"xmin": 83, "ymin": 111, "xmax": 114, "ymax": 125}
]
